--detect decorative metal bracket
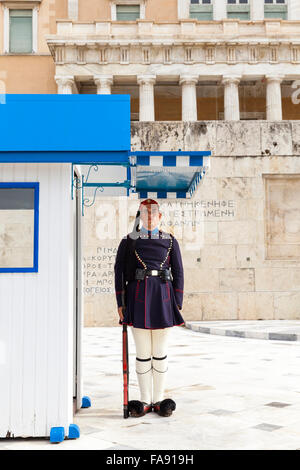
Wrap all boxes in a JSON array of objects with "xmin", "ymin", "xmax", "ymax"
[
  {"xmin": 82, "ymin": 184, "xmax": 104, "ymax": 214},
  {"xmin": 71, "ymin": 163, "xmax": 82, "ymax": 200},
  {"xmin": 71, "ymin": 162, "xmax": 135, "ymax": 216},
  {"xmin": 70, "ymin": 149, "xmax": 211, "ymax": 214},
  {"xmin": 72, "ymin": 163, "xmax": 99, "ymax": 200}
]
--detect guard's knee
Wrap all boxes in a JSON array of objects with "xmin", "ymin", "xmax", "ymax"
[
  {"xmin": 136, "ymin": 357, "xmax": 152, "ymax": 374},
  {"xmin": 152, "ymin": 355, "xmax": 168, "ymax": 373}
]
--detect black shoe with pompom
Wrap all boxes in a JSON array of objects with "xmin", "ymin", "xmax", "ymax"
[
  {"xmin": 128, "ymin": 400, "xmax": 152, "ymax": 417},
  {"xmin": 153, "ymin": 399, "xmax": 176, "ymax": 417}
]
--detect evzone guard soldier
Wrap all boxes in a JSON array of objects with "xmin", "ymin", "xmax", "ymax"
[{"xmin": 114, "ymin": 198, "xmax": 184, "ymax": 418}]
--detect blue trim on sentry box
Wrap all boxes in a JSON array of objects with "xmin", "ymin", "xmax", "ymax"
[
  {"xmin": 126, "ymin": 164, "xmax": 131, "ymax": 196},
  {"xmin": 130, "ymin": 151, "xmax": 211, "ymax": 156},
  {"xmin": 157, "ymin": 191, "xmax": 167, "ymax": 199},
  {"xmin": 163, "ymin": 155, "xmax": 177, "ymax": 166},
  {"xmin": 0, "ymin": 151, "xmax": 129, "ymax": 164},
  {"xmin": 68, "ymin": 424, "xmax": 80, "ymax": 439},
  {"xmin": 139, "ymin": 190, "xmax": 188, "ymax": 199},
  {"xmin": 33, "ymin": 182, "xmax": 39, "ymax": 272},
  {"xmin": 131, "ymin": 151, "xmax": 211, "ymax": 168},
  {"xmin": 176, "ymin": 191, "xmax": 187, "ymax": 198},
  {"xmin": 135, "ymin": 155, "xmax": 150, "ymax": 166},
  {"xmin": 50, "ymin": 426, "xmax": 65, "ymax": 443},
  {"xmin": 0, "ymin": 94, "xmax": 130, "ymax": 153},
  {"xmin": 0, "ymin": 182, "xmax": 39, "ymax": 273},
  {"xmin": 81, "ymin": 396, "xmax": 92, "ymax": 408}
]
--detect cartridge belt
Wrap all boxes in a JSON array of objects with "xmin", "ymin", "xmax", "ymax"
[{"xmin": 135, "ymin": 268, "xmax": 172, "ymax": 281}]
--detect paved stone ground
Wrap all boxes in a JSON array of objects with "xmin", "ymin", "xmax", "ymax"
[
  {"xmin": 186, "ymin": 320, "xmax": 300, "ymax": 342},
  {"xmin": 2, "ymin": 324, "xmax": 300, "ymax": 450}
]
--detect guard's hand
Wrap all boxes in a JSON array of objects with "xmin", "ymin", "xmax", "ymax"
[{"xmin": 118, "ymin": 306, "xmax": 124, "ymax": 322}]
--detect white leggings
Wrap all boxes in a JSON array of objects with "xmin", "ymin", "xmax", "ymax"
[{"xmin": 130, "ymin": 327, "xmax": 170, "ymax": 405}]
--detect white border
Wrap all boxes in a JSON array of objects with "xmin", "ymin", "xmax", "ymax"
[
  {"xmin": 111, "ymin": 0, "xmax": 146, "ymax": 21},
  {"xmin": 3, "ymin": 4, "xmax": 38, "ymax": 54}
]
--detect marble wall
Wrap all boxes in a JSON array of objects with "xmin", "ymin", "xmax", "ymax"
[{"xmin": 83, "ymin": 121, "xmax": 300, "ymax": 326}]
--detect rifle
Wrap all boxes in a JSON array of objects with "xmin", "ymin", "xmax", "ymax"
[
  {"xmin": 119, "ymin": 209, "xmax": 141, "ymax": 419},
  {"xmin": 120, "ymin": 271, "xmax": 129, "ymax": 419}
]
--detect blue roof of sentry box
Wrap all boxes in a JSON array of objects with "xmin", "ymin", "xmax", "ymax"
[{"xmin": 0, "ymin": 94, "xmax": 130, "ymax": 162}]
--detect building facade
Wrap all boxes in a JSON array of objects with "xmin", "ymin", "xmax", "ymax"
[{"xmin": 1, "ymin": 0, "xmax": 300, "ymax": 324}]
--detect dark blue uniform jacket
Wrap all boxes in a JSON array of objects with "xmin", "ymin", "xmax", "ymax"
[{"xmin": 114, "ymin": 226, "xmax": 184, "ymax": 329}]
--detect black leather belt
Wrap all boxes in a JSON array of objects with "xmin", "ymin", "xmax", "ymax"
[{"xmin": 135, "ymin": 268, "xmax": 172, "ymax": 282}]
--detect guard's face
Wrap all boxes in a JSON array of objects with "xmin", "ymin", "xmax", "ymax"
[{"xmin": 139, "ymin": 204, "xmax": 161, "ymax": 229}]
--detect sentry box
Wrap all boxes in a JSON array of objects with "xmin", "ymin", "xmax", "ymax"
[
  {"xmin": 0, "ymin": 94, "xmax": 131, "ymax": 441},
  {"xmin": 0, "ymin": 94, "xmax": 210, "ymax": 442}
]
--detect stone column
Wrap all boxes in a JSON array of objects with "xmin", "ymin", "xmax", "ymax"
[
  {"xmin": 137, "ymin": 75, "xmax": 156, "ymax": 122},
  {"xmin": 222, "ymin": 75, "xmax": 241, "ymax": 120},
  {"xmin": 266, "ymin": 75, "xmax": 283, "ymax": 121},
  {"xmin": 94, "ymin": 75, "xmax": 113, "ymax": 94},
  {"xmin": 54, "ymin": 75, "xmax": 75, "ymax": 94},
  {"xmin": 179, "ymin": 75, "xmax": 198, "ymax": 122}
]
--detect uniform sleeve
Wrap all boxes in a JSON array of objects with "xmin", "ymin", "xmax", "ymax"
[
  {"xmin": 169, "ymin": 236, "xmax": 184, "ymax": 310},
  {"xmin": 114, "ymin": 236, "xmax": 127, "ymax": 308}
]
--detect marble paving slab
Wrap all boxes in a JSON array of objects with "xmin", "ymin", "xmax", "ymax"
[{"xmin": 2, "ymin": 325, "xmax": 300, "ymax": 450}]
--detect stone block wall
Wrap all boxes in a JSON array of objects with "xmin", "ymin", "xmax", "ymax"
[{"xmin": 83, "ymin": 121, "xmax": 300, "ymax": 326}]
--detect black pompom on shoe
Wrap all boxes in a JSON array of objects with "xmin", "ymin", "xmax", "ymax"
[
  {"xmin": 128, "ymin": 400, "xmax": 152, "ymax": 417},
  {"xmin": 153, "ymin": 399, "xmax": 176, "ymax": 417}
]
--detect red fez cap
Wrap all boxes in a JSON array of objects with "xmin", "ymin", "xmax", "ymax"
[{"xmin": 139, "ymin": 198, "xmax": 159, "ymax": 210}]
